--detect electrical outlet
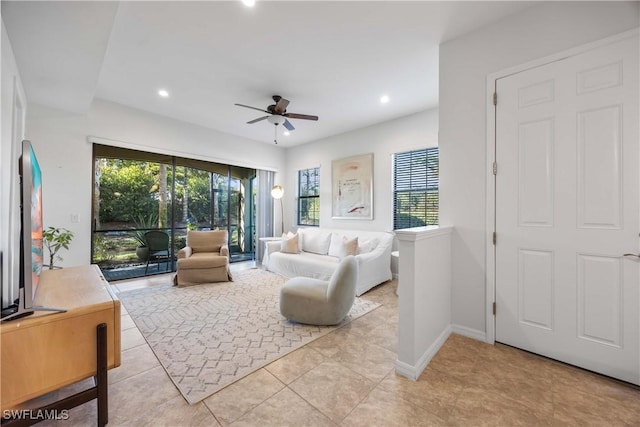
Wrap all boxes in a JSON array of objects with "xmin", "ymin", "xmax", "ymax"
[{"xmin": 70, "ymin": 213, "xmax": 79, "ymax": 223}]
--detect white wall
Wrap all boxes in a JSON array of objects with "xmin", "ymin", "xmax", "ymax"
[
  {"xmin": 395, "ymin": 226, "xmax": 452, "ymax": 380},
  {"xmin": 283, "ymin": 109, "xmax": 438, "ymax": 234},
  {"xmin": 439, "ymin": 1, "xmax": 640, "ymax": 335},
  {"xmin": 1, "ymin": 19, "xmax": 27, "ymax": 307},
  {"xmin": 25, "ymin": 99, "xmax": 286, "ymax": 268}
]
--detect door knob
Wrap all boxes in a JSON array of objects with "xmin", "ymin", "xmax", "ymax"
[{"xmin": 622, "ymin": 253, "xmax": 640, "ymax": 259}]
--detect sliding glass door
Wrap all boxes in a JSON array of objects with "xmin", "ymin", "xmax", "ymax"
[{"xmin": 91, "ymin": 145, "xmax": 256, "ymax": 281}]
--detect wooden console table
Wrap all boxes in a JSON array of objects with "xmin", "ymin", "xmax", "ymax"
[{"xmin": 1, "ymin": 265, "xmax": 121, "ymax": 424}]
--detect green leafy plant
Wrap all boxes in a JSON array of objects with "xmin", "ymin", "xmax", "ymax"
[
  {"xmin": 131, "ymin": 212, "xmax": 159, "ymax": 247},
  {"xmin": 131, "ymin": 230, "xmax": 147, "ymax": 247},
  {"xmin": 92, "ymin": 233, "xmax": 116, "ymax": 265},
  {"xmin": 43, "ymin": 227, "xmax": 74, "ymax": 269}
]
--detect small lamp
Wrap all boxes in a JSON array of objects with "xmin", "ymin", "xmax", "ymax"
[{"xmin": 271, "ymin": 185, "xmax": 284, "ymax": 235}]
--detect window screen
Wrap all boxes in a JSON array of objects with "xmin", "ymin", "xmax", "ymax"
[{"xmin": 298, "ymin": 167, "xmax": 320, "ymax": 226}]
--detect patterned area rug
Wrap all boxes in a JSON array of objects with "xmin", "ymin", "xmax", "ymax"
[{"xmin": 118, "ymin": 268, "xmax": 380, "ymax": 404}]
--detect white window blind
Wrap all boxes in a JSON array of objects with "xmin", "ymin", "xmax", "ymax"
[{"xmin": 393, "ymin": 147, "xmax": 439, "ymax": 230}]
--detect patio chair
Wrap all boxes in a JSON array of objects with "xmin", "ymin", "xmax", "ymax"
[{"xmin": 144, "ymin": 230, "xmax": 171, "ymax": 275}]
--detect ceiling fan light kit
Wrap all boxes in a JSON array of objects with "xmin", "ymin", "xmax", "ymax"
[
  {"xmin": 235, "ymin": 95, "xmax": 319, "ymax": 144},
  {"xmin": 267, "ymin": 115, "xmax": 286, "ymax": 125}
]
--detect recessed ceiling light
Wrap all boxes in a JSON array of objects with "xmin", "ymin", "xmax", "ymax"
[
  {"xmin": 158, "ymin": 89, "xmax": 169, "ymax": 98},
  {"xmin": 284, "ymin": 131, "xmax": 290, "ymax": 136},
  {"xmin": 242, "ymin": 0, "xmax": 255, "ymax": 7},
  {"xmin": 380, "ymin": 95, "xmax": 390, "ymax": 104}
]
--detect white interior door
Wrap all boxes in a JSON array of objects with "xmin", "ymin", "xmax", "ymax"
[{"xmin": 495, "ymin": 34, "xmax": 639, "ymax": 384}]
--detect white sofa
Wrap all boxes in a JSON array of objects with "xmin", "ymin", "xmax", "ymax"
[{"xmin": 264, "ymin": 228, "xmax": 394, "ymax": 296}]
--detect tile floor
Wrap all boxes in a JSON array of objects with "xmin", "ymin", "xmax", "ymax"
[{"xmin": 29, "ymin": 262, "xmax": 640, "ymax": 426}]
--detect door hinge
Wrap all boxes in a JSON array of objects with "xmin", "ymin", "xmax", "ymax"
[
  {"xmin": 492, "ymin": 231, "xmax": 497, "ymax": 245},
  {"xmin": 493, "ymin": 92, "xmax": 497, "ymax": 106},
  {"xmin": 493, "ymin": 162, "xmax": 497, "ymax": 175},
  {"xmin": 493, "ymin": 302, "xmax": 496, "ymax": 315}
]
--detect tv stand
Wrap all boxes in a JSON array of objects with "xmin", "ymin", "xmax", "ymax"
[
  {"xmin": 2, "ymin": 323, "xmax": 108, "ymax": 427},
  {"xmin": 0, "ymin": 265, "xmax": 121, "ymax": 423}
]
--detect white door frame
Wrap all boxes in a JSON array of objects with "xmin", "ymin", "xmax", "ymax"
[{"xmin": 484, "ymin": 28, "xmax": 639, "ymax": 345}]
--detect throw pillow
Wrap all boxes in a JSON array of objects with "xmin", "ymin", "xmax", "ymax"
[
  {"xmin": 301, "ymin": 229, "xmax": 332, "ymax": 255},
  {"xmin": 357, "ymin": 238, "xmax": 379, "ymax": 254},
  {"xmin": 280, "ymin": 232, "xmax": 299, "ymax": 254},
  {"xmin": 328, "ymin": 233, "xmax": 358, "ymax": 259},
  {"xmin": 296, "ymin": 228, "xmax": 306, "ymax": 249},
  {"xmin": 343, "ymin": 236, "xmax": 358, "ymax": 256}
]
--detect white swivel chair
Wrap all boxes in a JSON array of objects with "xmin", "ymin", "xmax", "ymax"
[{"xmin": 279, "ymin": 255, "xmax": 358, "ymax": 326}]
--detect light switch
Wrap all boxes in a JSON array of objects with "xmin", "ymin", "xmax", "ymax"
[{"xmin": 70, "ymin": 213, "xmax": 79, "ymax": 223}]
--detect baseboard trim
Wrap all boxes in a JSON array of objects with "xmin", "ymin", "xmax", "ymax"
[
  {"xmin": 395, "ymin": 325, "xmax": 452, "ymax": 380},
  {"xmin": 451, "ymin": 324, "xmax": 488, "ymax": 343}
]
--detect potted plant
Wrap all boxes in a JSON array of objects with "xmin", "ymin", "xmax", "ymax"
[
  {"xmin": 43, "ymin": 227, "xmax": 74, "ymax": 269},
  {"xmin": 133, "ymin": 230, "xmax": 149, "ymax": 262}
]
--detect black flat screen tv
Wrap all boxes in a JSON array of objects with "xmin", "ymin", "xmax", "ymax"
[{"xmin": 1, "ymin": 140, "xmax": 64, "ymax": 321}]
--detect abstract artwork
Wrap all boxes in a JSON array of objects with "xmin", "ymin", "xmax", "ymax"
[{"xmin": 332, "ymin": 153, "xmax": 373, "ymax": 219}]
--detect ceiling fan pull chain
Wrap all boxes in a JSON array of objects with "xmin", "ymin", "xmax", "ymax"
[{"xmin": 274, "ymin": 124, "xmax": 278, "ymax": 144}]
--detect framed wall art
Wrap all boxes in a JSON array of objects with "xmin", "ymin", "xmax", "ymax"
[{"xmin": 332, "ymin": 153, "xmax": 373, "ymax": 219}]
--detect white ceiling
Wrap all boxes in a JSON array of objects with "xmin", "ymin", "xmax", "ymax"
[{"xmin": 2, "ymin": 1, "xmax": 535, "ymax": 147}]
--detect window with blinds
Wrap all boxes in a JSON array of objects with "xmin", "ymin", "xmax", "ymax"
[
  {"xmin": 393, "ymin": 147, "xmax": 439, "ymax": 230},
  {"xmin": 298, "ymin": 167, "xmax": 320, "ymax": 226}
]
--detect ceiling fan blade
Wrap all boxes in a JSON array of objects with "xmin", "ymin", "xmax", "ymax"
[
  {"xmin": 284, "ymin": 113, "xmax": 319, "ymax": 121},
  {"xmin": 247, "ymin": 116, "xmax": 269, "ymax": 124},
  {"xmin": 235, "ymin": 103, "xmax": 270, "ymax": 113},
  {"xmin": 274, "ymin": 98, "xmax": 290, "ymax": 114},
  {"xmin": 283, "ymin": 119, "xmax": 295, "ymax": 131}
]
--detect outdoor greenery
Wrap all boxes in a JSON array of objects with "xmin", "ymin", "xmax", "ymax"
[
  {"xmin": 393, "ymin": 191, "xmax": 438, "ymax": 229},
  {"xmin": 96, "ymin": 159, "xmax": 240, "ymax": 230},
  {"xmin": 131, "ymin": 212, "xmax": 159, "ymax": 247},
  {"xmin": 98, "ymin": 159, "xmax": 158, "ymax": 224},
  {"xmin": 93, "ymin": 157, "xmax": 252, "ymax": 273},
  {"xmin": 92, "ymin": 233, "xmax": 120, "ymax": 264}
]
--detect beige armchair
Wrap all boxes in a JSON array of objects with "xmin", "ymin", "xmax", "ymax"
[
  {"xmin": 174, "ymin": 230, "xmax": 232, "ymax": 287},
  {"xmin": 279, "ymin": 255, "xmax": 358, "ymax": 325}
]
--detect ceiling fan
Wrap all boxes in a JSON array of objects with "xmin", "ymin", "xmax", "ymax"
[{"xmin": 234, "ymin": 95, "xmax": 319, "ymax": 133}]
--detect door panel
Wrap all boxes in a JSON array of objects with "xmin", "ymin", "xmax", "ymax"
[
  {"xmin": 495, "ymin": 35, "xmax": 639, "ymax": 384},
  {"xmin": 577, "ymin": 106, "xmax": 622, "ymax": 228},
  {"xmin": 518, "ymin": 118, "xmax": 554, "ymax": 227},
  {"xmin": 518, "ymin": 249, "xmax": 554, "ymax": 330},
  {"xmin": 576, "ymin": 254, "xmax": 622, "ymax": 347}
]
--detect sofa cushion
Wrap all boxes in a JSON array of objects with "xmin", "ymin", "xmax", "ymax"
[
  {"xmin": 357, "ymin": 238, "xmax": 379, "ymax": 254},
  {"xmin": 299, "ymin": 228, "xmax": 331, "ymax": 255},
  {"xmin": 281, "ymin": 232, "xmax": 300, "ymax": 254},
  {"xmin": 269, "ymin": 251, "xmax": 338, "ymax": 281},
  {"xmin": 328, "ymin": 233, "xmax": 358, "ymax": 259},
  {"xmin": 187, "ymin": 230, "xmax": 227, "ymax": 253},
  {"xmin": 177, "ymin": 253, "xmax": 227, "ymax": 269}
]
